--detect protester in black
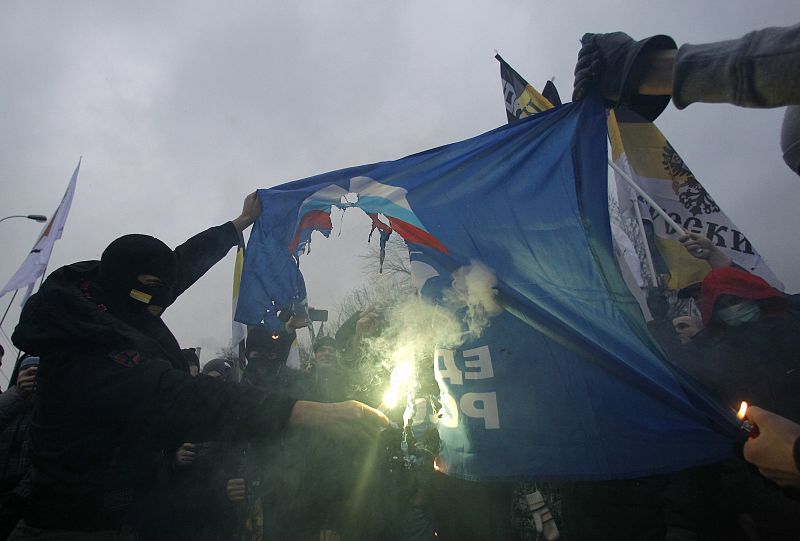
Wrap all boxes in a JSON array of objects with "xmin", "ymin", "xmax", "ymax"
[
  {"xmin": 9, "ymin": 192, "xmax": 388, "ymax": 538},
  {"xmin": 242, "ymin": 324, "xmax": 298, "ymax": 393}
]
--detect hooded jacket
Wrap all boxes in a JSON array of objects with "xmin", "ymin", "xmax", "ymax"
[
  {"xmin": 11, "ymin": 222, "xmax": 297, "ymax": 530},
  {"xmin": 699, "ymin": 267, "xmax": 789, "ymax": 328}
]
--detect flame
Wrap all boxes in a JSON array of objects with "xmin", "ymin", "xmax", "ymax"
[
  {"xmin": 433, "ymin": 458, "xmax": 441, "ymax": 472},
  {"xmin": 737, "ymin": 401, "xmax": 748, "ymax": 420},
  {"xmin": 382, "ymin": 355, "xmax": 415, "ymax": 410}
]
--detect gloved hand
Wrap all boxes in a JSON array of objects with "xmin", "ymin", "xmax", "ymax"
[
  {"xmin": 573, "ymin": 31, "xmax": 676, "ymax": 121},
  {"xmin": 573, "ymin": 32, "xmax": 636, "ymax": 103}
]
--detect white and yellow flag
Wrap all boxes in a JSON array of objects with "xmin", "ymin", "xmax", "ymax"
[
  {"xmin": 1, "ymin": 159, "xmax": 80, "ymax": 303},
  {"xmin": 608, "ymin": 108, "xmax": 782, "ymax": 290}
]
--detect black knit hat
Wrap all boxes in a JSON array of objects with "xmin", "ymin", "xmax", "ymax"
[
  {"xmin": 202, "ymin": 358, "xmax": 234, "ymax": 382},
  {"xmin": 313, "ymin": 335, "xmax": 337, "ymax": 352}
]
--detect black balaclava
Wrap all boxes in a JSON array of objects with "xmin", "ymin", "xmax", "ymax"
[
  {"xmin": 245, "ymin": 325, "xmax": 282, "ymax": 362},
  {"xmin": 96, "ymin": 234, "xmax": 178, "ymax": 318},
  {"xmin": 94, "ymin": 234, "xmax": 187, "ymax": 371}
]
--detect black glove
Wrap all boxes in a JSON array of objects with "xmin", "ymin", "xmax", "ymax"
[{"xmin": 573, "ymin": 32, "xmax": 676, "ymax": 121}]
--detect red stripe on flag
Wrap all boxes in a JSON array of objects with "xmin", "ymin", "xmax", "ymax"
[
  {"xmin": 289, "ymin": 210, "xmax": 333, "ymax": 252},
  {"xmin": 387, "ymin": 217, "xmax": 448, "ymax": 254}
]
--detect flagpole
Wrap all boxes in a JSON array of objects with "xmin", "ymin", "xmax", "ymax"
[
  {"xmin": 608, "ymin": 160, "xmax": 686, "ymax": 237},
  {"xmin": 0, "ymin": 290, "xmax": 18, "ymax": 329},
  {"xmin": 631, "ymin": 195, "xmax": 660, "ymax": 287},
  {"xmin": 39, "ymin": 265, "xmax": 48, "ymax": 290}
]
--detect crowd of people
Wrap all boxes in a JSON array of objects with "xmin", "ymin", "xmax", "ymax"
[{"xmin": 0, "ymin": 22, "xmax": 797, "ymax": 541}]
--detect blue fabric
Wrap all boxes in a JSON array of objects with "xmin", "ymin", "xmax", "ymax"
[{"xmin": 237, "ymin": 97, "xmax": 740, "ymax": 480}]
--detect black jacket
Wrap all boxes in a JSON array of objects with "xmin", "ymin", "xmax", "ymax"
[
  {"xmin": 11, "ymin": 222, "xmax": 297, "ymax": 530},
  {"xmin": 668, "ymin": 315, "xmax": 800, "ymax": 423}
]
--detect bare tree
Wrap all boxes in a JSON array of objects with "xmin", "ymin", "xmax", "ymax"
[
  {"xmin": 330, "ymin": 235, "xmax": 416, "ymax": 333},
  {"xmin": 359, "ymin": 235, "xmax": 412, "ymax": 285}
]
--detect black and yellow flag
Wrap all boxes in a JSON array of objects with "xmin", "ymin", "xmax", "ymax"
[{"xmin": 496, "ymin": 53, "xmax": 555, "ymax": 123}]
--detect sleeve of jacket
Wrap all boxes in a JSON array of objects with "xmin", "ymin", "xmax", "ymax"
[
  {"xmin": 91, "ymin": 355, "xmax": 298, "ymax": 446},
  {"xmin": 673, "ymin": 23, "xmax": 800, "ymax": 109},
  {"xmin": 172, "ymin": 222, "xmax": 240, "ymax": 300}
]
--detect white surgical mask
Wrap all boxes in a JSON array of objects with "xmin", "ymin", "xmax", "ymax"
[{"xmin": 716, "ymin": 302, "xmax": 761, "ymax": 326}]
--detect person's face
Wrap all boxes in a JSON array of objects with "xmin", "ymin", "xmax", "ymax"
[
  {"xmin": 672, "ymin": 316, "xmax": 703, "ymax": 344},
  {"xmin": 189, "ymin": 365, "xmax": 200, "ymax": 377},
  {"xmin": 314, "ymin": 345, "xmax": 338, "ymax": 369}
]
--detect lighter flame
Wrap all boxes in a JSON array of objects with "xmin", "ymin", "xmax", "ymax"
[
  {"xmin": 737, "ymin": 401, "xmax": 748, "ymax": 420},
  {"xmin": 433, "ymin": 458, "xmax": 441, "ymax": 472}
]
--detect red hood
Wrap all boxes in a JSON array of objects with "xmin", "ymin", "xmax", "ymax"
[{"xmin": 700, "ymin": 267, "xmax": 787, "ymax": 327}]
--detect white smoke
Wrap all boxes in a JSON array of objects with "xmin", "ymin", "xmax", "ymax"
[
  {"xmin": 442, "ymin": 259, "xmax": 503, "ymax": 340},
  {"xmin": 363, "ymin": 259, "xmax": 502, "ymax": 361},
  {"xmin": 352, "ymin": 259, "xmax": 502, "ymax": 411}
]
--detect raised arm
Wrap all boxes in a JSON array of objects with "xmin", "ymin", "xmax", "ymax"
[{"xmin": 172, "ymin": 192, "xmax": 261, "ymax": 299}]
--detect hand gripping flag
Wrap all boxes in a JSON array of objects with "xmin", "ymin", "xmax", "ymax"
[
  {"xmin": 237, "ymin": 97, "xmax": 740, "ymax": 480},
  {"xmin": 1, "ymin": 159, "xmax": 80, "ymax": 304}
]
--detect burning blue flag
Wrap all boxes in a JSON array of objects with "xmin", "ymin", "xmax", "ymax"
[{"xmin": 237, "ymin": 96, "xmax": 740, "ymax": 480}]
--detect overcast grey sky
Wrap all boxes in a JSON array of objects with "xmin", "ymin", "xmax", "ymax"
[{"xmin": 1, "ymin": 1, "xmax": 797, "ymax": 384}]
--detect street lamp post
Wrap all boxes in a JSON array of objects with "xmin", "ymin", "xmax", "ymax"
[{"xmin": 0, "ymin": 214, "xmax": 47, "ymax": 224}]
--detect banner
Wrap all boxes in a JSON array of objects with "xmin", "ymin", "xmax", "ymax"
[
  {"xmin": 1, "ymin": 159, "xmax": 80, "ymax": 303},
  {"xmin": 608, "ymin": 107, "xmax": 783, "ymax": 290},
  {"xmin": 496, "ymin": 53, "xmax": 555, "ymax": 122},
  {"xmin": 237, "ymin": 98, "xmax": 738, "ymax": 480}
]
